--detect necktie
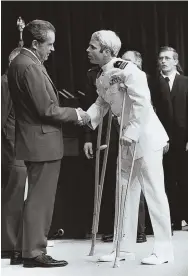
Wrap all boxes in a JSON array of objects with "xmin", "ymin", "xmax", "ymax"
[
  {"xmin": 164, "ymin": 77, "xmax": 170, "ymax": 91},
  {"xmin": 96, "ymin": 68, "xmax": 103, "ymax": 79},
  {"xmin": 164, "ymin": 77, "xmax": 170, "ymax": 83}
]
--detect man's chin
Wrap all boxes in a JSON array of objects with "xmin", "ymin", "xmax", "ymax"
[{"xmin": 88, "ymin": 57, "xmax": 96, "ymax": 64}]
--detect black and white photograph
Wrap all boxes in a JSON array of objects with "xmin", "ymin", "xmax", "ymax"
[{"xmin": 1, "ymin": 1, "xmax": 188, "ymax": 276}]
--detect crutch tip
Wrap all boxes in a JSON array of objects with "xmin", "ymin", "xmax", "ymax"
[
  {"xmin": 89, "ymin": 249, "xmax": 95, "ymax": 256},
  {"xmin": 113, "ymin": 262, "xmax": 120, "ymax": 268}
]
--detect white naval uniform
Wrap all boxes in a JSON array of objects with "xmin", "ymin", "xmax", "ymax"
[{"xmin": 87, "ymin": 58, "xmax": 174, "ymax": 261}]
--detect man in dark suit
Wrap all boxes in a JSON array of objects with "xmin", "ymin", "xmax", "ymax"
[
  {"xmin": 1, "ymin": 48, "xmax": 27, "ymax": 259},
  {"xmin": 153, "ymin": 46, "xmax": 188, "ymax": 230},
  {"xmin": 8, "ymin": 19, "xmax": 89, "ymax": 268}
]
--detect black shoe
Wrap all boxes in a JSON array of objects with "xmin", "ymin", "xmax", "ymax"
[
  {"xmin": 1, "ymin": 251, "xmax": 12, "ymax": 259},
  {"xmin": 10, "ymin": 251, "xmax": 23, "ymax": 265},
  {"xmin": 137, "ymin": 233, "xmax": 147, "ymax": 243},
  {"xmin": 23, "ymin": 253, "xmax": 68, "ymax": 268},
  {"xmin": 172, "ymin": 221, "xmax": 182, "ymax": 230},
  {"xmin": 145, "ymin": 227, "xmax": 153, "ymax": 235},
  {"xmin": 102, "ymin": 234, "xmax": 113, "ymax": 242}
]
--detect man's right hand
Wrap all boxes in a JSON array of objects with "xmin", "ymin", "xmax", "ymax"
[
  {"xmin": 77, "ymin": 108, "xmax": 91, "ymax": 125},
  {"xmin": 84, "ymin": 142, "xmax": 93, "ymax": 159}
]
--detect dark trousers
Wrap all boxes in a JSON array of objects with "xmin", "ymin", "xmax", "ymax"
[
  {"xmin": 137, "ymin": 191, "xmax": 146, "ymax": 234},
  {"xmin": 1, "ymin": 161, "xmax": 27, "ymax": 251},
  {"xmin": 15, "ymin": 160, "xmax": 61, "ymax": 258},
  {"xmin": 163, "ymin": 145, "xmax": 188, "ymax": 224}
]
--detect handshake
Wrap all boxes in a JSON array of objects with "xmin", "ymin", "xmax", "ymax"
[{"xmin": 77, "ymin": 108, "xmax": 91, "ymax": 126}]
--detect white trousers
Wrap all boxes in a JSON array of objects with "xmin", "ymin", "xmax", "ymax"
[{"xmin": 113, "ymin": 147, "xmax": 174, "ymax": 261}]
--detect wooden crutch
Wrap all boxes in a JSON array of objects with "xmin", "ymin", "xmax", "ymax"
[
  {"xmin": 89, "ymin": 110, "xmax": 113, "ymax": 256},
  {"xmin": 113, "ymin": 142, "xmax": 137, "ymax": 268}
]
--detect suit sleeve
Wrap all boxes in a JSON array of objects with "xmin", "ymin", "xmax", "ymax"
[
  {"xmin": 1, "ymin": 75, "xmax": 12, "ymax": 129},
  {"xmin": 23, "ymin": 64, "xmax": 78, "ymax": 123},
  {"xmin": 122, "ymin": 63, "xmax": 150, "ymax": 141}
]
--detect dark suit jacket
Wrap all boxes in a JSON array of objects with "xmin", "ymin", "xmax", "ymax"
[
  {"xmin": 8, "ymin": 49, "xmax": 78, "ymax": 162},
  {"xmin": 153, "ymin": 74, "xmax": 188, "ymax": 147}
]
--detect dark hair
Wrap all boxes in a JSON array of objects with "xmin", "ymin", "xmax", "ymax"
[
  {"xmin": 159, "ymin": 46, "xmax": 184, "ymax": 75},
  {"xmin": 23, "ymin": 19, "xmax": 56, "ymax": 48}
]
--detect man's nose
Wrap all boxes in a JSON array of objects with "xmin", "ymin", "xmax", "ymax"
[
  {"xmin": 51, "ymin": 45, "xmax": 55, "ymax": 51},
  {"xmin": 86, "ymin": 47, "xmax": 89, "ymax": 52}
]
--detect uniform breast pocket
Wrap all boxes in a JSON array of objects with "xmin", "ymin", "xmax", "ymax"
[{"xmin": 41, "ymin": 125, "xmax": 60, "ymax": 133}]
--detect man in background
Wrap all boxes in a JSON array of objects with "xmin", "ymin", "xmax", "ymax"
[
  {"xmin": 1, "ymin": 48, "xmax": 27, "ymax": 260},
  {"xmin": 83, "ymin": 65, "xmax": 118, "ymax": 242},
  {"xmin": 153, "ymin": 46, "xmax": 188, "ymax": 230}
]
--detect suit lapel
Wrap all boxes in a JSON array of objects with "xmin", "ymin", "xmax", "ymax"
[
  {"xmin": 170, "ymin": 74, "xmax": 179, "ymax": 99},
  {"xmin": 41, "ymin": 65, "xmax": 60, "ymax": 102},
  {"xmin": 159, "ymin": 75, "xmax": 171, "ymax": 100}
]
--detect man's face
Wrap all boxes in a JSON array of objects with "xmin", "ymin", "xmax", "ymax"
[
  {"xmin": 35, "ymin": 30, "xmax": 55, "ymax": 63},
  {"xmin": 122, "ymin": 51, "xmax": 136, "ymax": 64},
  {"xmin": 122, "ymin": 51, "xmax": 142, "ymax": 69},
  {"xmin": 158, "ymin": 50, "xmax": 178, "ymax": 73},
  {"xmin": 86, "ymin": 38, "xmax": 105, "ymax": 65}
]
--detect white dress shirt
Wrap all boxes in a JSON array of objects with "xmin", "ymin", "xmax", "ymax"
[{"xmin": 161, "ymin": 70, "xmax": 179, "ymax": 91}]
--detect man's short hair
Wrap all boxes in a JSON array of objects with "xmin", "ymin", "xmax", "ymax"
[
  {"xmin": 9, "ymin": 47, "xmax": 22, "ymax": 64},
  {"xmin": 159, "ymin": 46, "xmax": 178, "ymax": 60},
  {"xmin": 23, "ymin": 19, "xmax": 56, "ymax": 48},
  {"xmin": 159, "ymin": 46, "xmax": 184, "ymax": 74},
  {"xmin": 122, "ymin": 50, "xmax": 142, "ymax": 70},
  {"xmin": 91, "ymin": 30, "xmax": 121, "ymax": 57}
]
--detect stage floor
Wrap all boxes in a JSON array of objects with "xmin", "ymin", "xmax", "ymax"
[{"xmin": 1, "ymin": 230, "xmax": 188, "ymax": 276}]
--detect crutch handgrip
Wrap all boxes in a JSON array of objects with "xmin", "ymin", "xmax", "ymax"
[{"xmin": 99, "ymin": 144, "xmax": 108, "ymax": 150}]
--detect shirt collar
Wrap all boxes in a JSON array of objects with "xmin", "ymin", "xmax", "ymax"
[
  {"xmin": 22, "ymin": 48, "xmax": 41, "ymax": 64},
  {"xmin": 161, "ymin": 70, "xmax": 179, "ymax": 82},
  {"xmin": 101, "ymin": 57, "xmax": 119, "ymax": 73}
]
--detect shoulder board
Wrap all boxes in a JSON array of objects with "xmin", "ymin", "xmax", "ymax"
[{"xmin": 113, "ymin": 61, "xmax": 128, "ymax": 69}]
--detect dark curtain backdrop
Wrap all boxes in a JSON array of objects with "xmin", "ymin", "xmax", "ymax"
[
  {"xmin": 2, "ymin": 1, "xmax": 188, "ymax": 92},
  {"xmin": 2, "ymin": 1, "xmax": 188, "ymax": 236}
]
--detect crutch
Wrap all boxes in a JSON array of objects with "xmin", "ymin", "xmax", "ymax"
[
  {"xmin": 112, "ymin": 90, "xmax": 137, "ymax": 268},
  {"xmin": 113, "ymin": 142, "xmax": 136, "ymax": 268},
  {"xmin": 89, "ymin": 110, "xmax": 113, "ymax": 256}
]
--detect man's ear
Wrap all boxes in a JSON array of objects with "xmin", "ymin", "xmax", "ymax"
[
  {"xmin": 174, "ymin": 59, "xmax": 178, "ymax": 66},
  {"xmin": 32, "ymin": 40, "xmax": 38, "ymax": 50}
]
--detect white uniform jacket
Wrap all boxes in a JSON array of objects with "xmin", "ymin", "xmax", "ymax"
[{"xmin": 87, "ymin": 58, "xmax": 169, "ymax": 159}]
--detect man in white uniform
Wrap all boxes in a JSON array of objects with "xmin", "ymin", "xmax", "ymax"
[{"xmin": 86, "ymin": 30, "xmax": 174, "ymax": 265}]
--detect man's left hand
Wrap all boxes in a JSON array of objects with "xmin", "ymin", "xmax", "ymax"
[{"xmin": 120, "ymin": 136, "xmax": 133, "ymax": 147}]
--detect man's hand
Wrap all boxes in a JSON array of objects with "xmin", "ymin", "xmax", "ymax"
[
  {"xmin": 163, "ymin": 142, "xmax": 169, "ymax": 154},
  {"xmin": 109, "ymin": 70, "xmax": 125, "ymax": 85},
  {"xmin": 186, "ymin": 142, "xmax": 188, "ymax": 151},
  {"xmin": 109, "ymin": 71, "xmax": 127, "ymax": 92},
  {"xmin": 120, "ymin": 136, "xmax": 133, "ymax": 147},
  {"xmin": 84, "ymin": 142, "xmax": 93, "ymax": 159},
  {"xmin": 77, "ymin": 108, "xmax": 91, "ymax": 125}
]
